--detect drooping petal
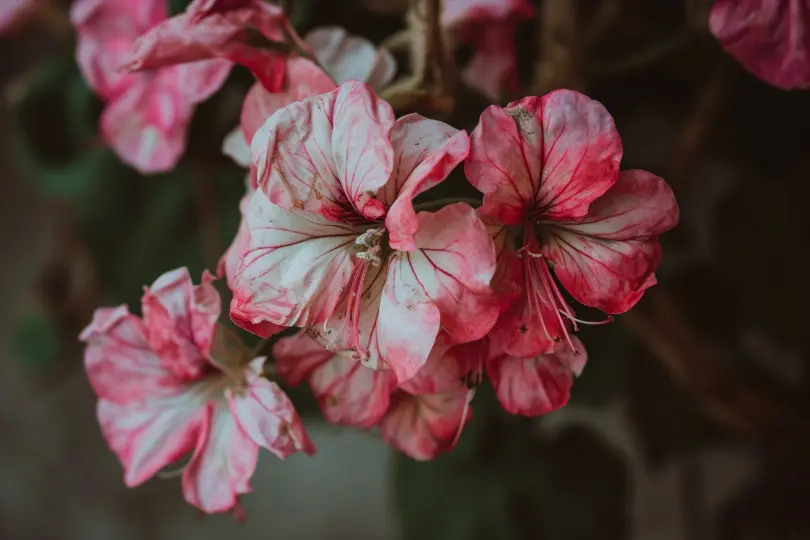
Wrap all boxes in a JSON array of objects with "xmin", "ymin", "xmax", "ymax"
[
  {"xmin": 273, "ymin": 332, "xmax": 335, "ymax": 385},
  {"xmin": 382, "ymin": 114, "xmax": 470, "ymax": 251},
  {"xmin": 710, "ymin": 0, "xmax": 810, "ymax": 90},
  {"xmin": 229, "ymin": 358, "xmax": 316, "ymax": 458},
  {"xmin": 541, "ymin": 169, "xmax": 679, "ymax": 314},
  {"xmin": 80, "ymin": 305, "xmax": 181, "ymax": 402},
  {"xmin": 229, "ymin": 189, "xmax": 361, "ymax": 332},
  {"xmin": 252, "ymin": 80, "xmax": 395, "ymax": 220},
  {"xmin": 466, "ymin": 90, "xmax": 622, "ymax": 225},
  {"xmin": 97, "ymin": 381, "xmax": 212, "ymax": 487},
  {"xmin": 304, "ymin": 26, "xmax": 397, "ymax": 90},
  {"xmin": 487, "ymin": 337, "xmax": 587, "ymax": 417},
  {"xmin": 182, "ymin": 400, "xmax": 258, "ymax": 513}
]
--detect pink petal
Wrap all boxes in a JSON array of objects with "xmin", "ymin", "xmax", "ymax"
[
  {"xmin": 218, "ymin": 186, "xmax": 254, "ymax": 288},
  {"xmin": 170, "ymin": 58, "xmax": 233, "ymax": 103},
  {"xmin": 382, "ymin": 114, "xmax": 470, "ymax": 251},
  {"xmin": 542, "ymin": 169, "xmax": 679, "ymax": 314},
  {"xmin": 229, "ymin": 189, "xmax": 361, "ymax": 331},
  {"xmin": 486, "ymin": 283, "xmax": 564, "ymax": 358},
  {"xmin": 710, "ymin": 0, "xmax": 810, "ymax": 90},
  {"xmin": 240, "ymin": 82, "xmax": 294, "ymax": 146},
  {"xmin": 229, "ymin": 358, "xmax": 316, "ymax": 458},
  {"xmin": 273, "ymin": 332, "xmax": 335, "ymax": 385},
  {"xmin": 487, "ymin": 336, "xmax": 587, "ymax": 417},
  {"xmin": 97, "ymin": 382, "xmax": 211, "ymax": 487},
  {"xmin": 222, "ymin": 127, "xmax": 252, "ymax": 168},
  {"xmin": 0, "ymin": 0, "xmax": 33, "ymax": 34},
  {"xmin": 407, "ymin": 203, "xmax": 499, "ymax": 344},
  {"xmin": 466, "ymin": 90, "xmax": 622, "ymax": 225},
  {"xmin": 482, "ymin": 213, "xmax": 522, "ymax": 313},
  {"xmin": 80, "ymin": 305, "xmax": 182, "ymax": 402},
  {"xmin": 252, "ymin": 80, "xmax": 395, "ymax": 220},
  {"xmin": 182, "ymin": 401, "xmax": 259, "ymax": 513},
  {"xmin": 398, "ymin": 334, "xmax": 468, "ymax": 395},
  {"xmin": 443, "ymin": 0, "xmax": 534, "ymax": 24},
  {"xmin": 304, "ymin": 26, "xmax": 397, "ymax": 90},
  {"xmin": 460, "ymin": 23, "xmax": 520, "ymax": 102}
]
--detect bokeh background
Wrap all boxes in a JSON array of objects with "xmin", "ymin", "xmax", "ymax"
[{"xmin": 2, "ymin": 0, "xmax": 810, "ymax": 538}]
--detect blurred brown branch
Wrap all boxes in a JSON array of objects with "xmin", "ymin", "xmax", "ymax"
[{"xmin": 533, "ymin": 0, "xmax": 582, "ymax": 93}]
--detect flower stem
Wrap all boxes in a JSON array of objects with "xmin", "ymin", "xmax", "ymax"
[
  {"xmin": 413, "ymin": 197, "xmax": 482, "ymax": 212},
  {"xmin": 250, "ymin": 336, "xmax": 273, "ymax": 358}
]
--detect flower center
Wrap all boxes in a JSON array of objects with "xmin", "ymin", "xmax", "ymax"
[{"xmin": 354, "ymin": 226, "xmax": 386, "ymax": 267}]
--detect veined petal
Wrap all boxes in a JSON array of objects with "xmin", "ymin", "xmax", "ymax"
[
  {"xmin": 182, "ymin": 400, "xmax": 258, "ymax": 513},
  {"xmin": 481, "ymin": 212, "xmax": 521, "ymax": 312},
  {"xmin": 230, "ymin": 189, "xmax": 360, "ymax": 331},
  {"xmin": 229, "ymin": 358, "xmax": 316, "ymax": 458},
  {"xmin": 542, "ymin": 169, "xmax": 679, "ymax": 314},
  {"xmin": 80, "ymin": 305, "xmax": 180, "ymax": 402},
  {"xmin": 252, "ymin": 80, "xmax": 395, "ymax": 220},
  {"xmin": 398, "ymin": 334, "xmax": 467, "ymax": 395},
  {"xmin": 97, "ymin": 381, "xmax": 213, "ymax": 487},
  {"xmin": 487, "ymin": 287, "xmax": 563, "ymax": 358},
  {"xmin": 383, "ymin": 115, "xmax": 470, "ymax": 251},
  {"xmin": 487, "ymin": 337, "xmax": 587, "ymax": 417},
  {"xmin": 466, "ymin": 90, "xmax": 622, "ymax": 224},
  {"xmin": 274, "ymin": 332, "xmax": 335, "ymax": 385},
  {"xmin": 305, "ymin": 26, "xmax": 396, "ymax": 90},
  {"xmin": 710, "ymin": 0, "xmax": 810, "ymax": 90}
]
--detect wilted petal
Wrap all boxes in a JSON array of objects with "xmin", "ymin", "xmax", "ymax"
[
  {"xmin": 542, "ymin": 169, "xmax": 679, "ymax": 314},
  {"xmin": 252, "ymin": 80, "xmax": 395, "ymax": 220},
  {"xmin": 710, "ymin": 0, "xmax": 810, "ymax": 90},
  {"xmin": 466, "ymin": 90, "xmax": 622, "ymax": 225},
  {"xmin": 230, "ymin": 190, "xmax": 361, "ymax": 331},
  {"xmin": 182, "ymin": 401, "xmax": 258, "ymax": 513},
  {"xmin": 382, "ymin": 114, "xmax": 470, "ymax": 251},
  {"xmin": 305, "ymin": 26, "xmax": 396, "ymax": 90},
  {"xmin": 229, "ymin": 358, "xmax": 316, "ymax": 458},
  {"xmin": 487, "ymin": 337, "xmax": 587, "ymax": 417}
]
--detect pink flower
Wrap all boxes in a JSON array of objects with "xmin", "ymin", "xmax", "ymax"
[
  {"xmin": 466, "ymin": 90, "xmax": 679, "ymax": 358},
  {"xmin": 71, "ymin": 0, "xmax": 231, "ymax": 173},
  {"xmin": 710, "ymin": 0, "xmax": 810, "ymax": 90},
  {"xmin": 443, "ymin": 0, "xmax": 534, "ymax": 101},
  {"xmin": 0, "ymin": 0, "xmax": 34, "ymax": 35},
  {"xmin": 230, "ymin": 81, "xmax": 498, "ymax": 382},
  {"xmin": 125, "ymin": 0, "xmax": 295, "ymax": 92},
  {"xmin": 80, "ymin": 268, "xmax": 314, "ymax": 514}
]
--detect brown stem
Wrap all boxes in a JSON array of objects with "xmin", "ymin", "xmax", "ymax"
[{"xmin": 533, "ymin": 0, "xmax": 582, "ymax": 94}]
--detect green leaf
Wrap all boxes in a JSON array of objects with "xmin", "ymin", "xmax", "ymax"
[{"xmin": 14, "ymin": 313, "xmax": 61, "ymax": 372}]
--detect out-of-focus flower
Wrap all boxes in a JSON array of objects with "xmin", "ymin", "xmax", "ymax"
[
  {"xmin": 443, "ymin": 0, "xmax": 534, "ymax": 102},
  {"xmin": 466, "ymin": 90, "xmax": 679, "ymax": 359},
  {"xmin": 0, "ymin": 0, "xmax": 35, "ymax": 35},
  {"xmin": 229, "ymin": 81, "xmax": 497, "ymax": 382},
  {"xmin": 80, "ymin": 268, "xmax": 314, "ymax": 514},
  {"xmin": 710, "ymin": 0, "xmax": 810, "ymax": 90},
  {"xmin": 71, "ymin": 0, "xmax": 231, "ymax": 173}
]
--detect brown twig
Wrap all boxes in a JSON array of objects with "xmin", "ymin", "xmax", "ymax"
[{"xmin": 533, "ymin": 0, "xmax": 582, "ymax": 94}]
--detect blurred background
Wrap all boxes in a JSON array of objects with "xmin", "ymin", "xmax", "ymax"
[{"xmin": 2, "ymin": 0, "xmax": 810, "ymax": 538}]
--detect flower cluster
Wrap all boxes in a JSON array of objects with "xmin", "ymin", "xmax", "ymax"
[{"xmin": 76, "ymin": 0, "xmax": 679, "ymax": 517}]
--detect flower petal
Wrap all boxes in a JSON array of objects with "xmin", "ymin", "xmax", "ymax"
[
  {"xmin": 466, "ymin": 90, "xmax": 622, "ymax": 225},
  {"xmin": 80, "ymin": 305, "xmax": 180, "ymax": 402},
  {"xmin": 305, "ymin": 26, "xmax": 396, "ymax": 90},
  {"xmin": 487, "ymin": 336, "xmax": 587, "ymax": 417},
  {"xmin": 171, "ymin": 59, "xmax": 233, "ymax": 103},
  {"xmin": 383, "ymin": 115, "xmax": 470, "ymax": 251},
  {"xmin": 710, "ymin": 0, "xmax": 810, "ymax": 90},
  {"xmin": 229, "ymin": 358, "xmax": 316, "ymax": 458},
  {"xmin": 230, "ymin": 189, "xmax": 360, "ymax": 331},
  {"xmin": 182, "ymin": 400, "xmax": 258, "ymax": 513},
  {"xmin": 252, "ymin": 80, "xmax": 395, "ymax": 220},
  {"xmin": 542, "ymin": 169, "xmax": 679, "ymax": 314},
  {"xmin": 398, "ymin": 334, "xmax": 467, "ymax": 395},
  {"xmin": 97, "ymin": 382, "xmax": 211, "ymax": 487},
  {"xmin": 460, "ymin": 23, "xmax": 521, "ymax": 102},
  {"xmin": 223, "ymin": 126, "xmax": 252, "ymax": 168},
  {"xmin": 273, "ymin": 332, "xmax": 335, "ymax": 385},
  {"xmin": 487, "ymin": 284, "xmax": 564, "ymax": 358}
]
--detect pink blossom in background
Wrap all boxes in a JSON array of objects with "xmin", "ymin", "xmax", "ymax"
[
  {"xmin": 466, "ymin": 90, "xmax": 679, "ymax": 359},
  {"xmin": 710, "ymin": 0, "xmax": 810, "ymax": 90},
  {"xmin": 0, "ymin": 0, "xmax": 34, "ymax": 34},
  {"xmin": 80, "ymin": 268, "xmax": 314, "ymax": 514},
  {"xmin": 125, "ymin": 0, "xmax": 294, "ymax": 92},
  {"xmin": 71, "ymin": 0, "xmax": 231, "ymax": 173},
  {"xmin": 229, "ymin": 80, "xmax": 498, "ymax": 382},
  {"xmin": 443, "ymin": 0, "xmax": 534, "ymax": 102}
]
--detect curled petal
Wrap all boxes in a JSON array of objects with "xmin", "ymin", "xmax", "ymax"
[
  {"xmin": 229, "ymin": 358, "xmax": 316, "ymax": 458},
  {"xmin": 273, "ymin": 332, "xmax": 334, "ymax": 385},
  {"xmin": 542, "ymin": 169, "xmax": 679, "ymax": 314},
  {"xmin": 466, "ymin": 90, "xmax": 622, "ymax": 225},
  {"xmin": 252, "ymin": 80, "xmax": 395, "ymax": 220},
  {"xmin": 305, "ymin": 26, "xmax": 396, "ymax": 90},
  {"xmin": 710, "ymin": 0, "xmax": 810, "ymax": 90},
  {"xmin": 182, "ymin": 401, "xmax": 258, "ymax": 513},
  {"xmin": 382, "ymin": 115, "xmax": 470, "ymax": 251},
  {"xmin": 487, "ymin": 337, "xmax": 587, "ymax": 417}
]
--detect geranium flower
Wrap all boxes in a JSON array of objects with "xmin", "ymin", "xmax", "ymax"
[
  {"xmin": 710, "ymin": 0, "xmax": 810, "ymax": 90},
  {"xmin": 80, "ymin": 268, "xmax": 314, "ymax": 514},
  {"xmin": 466, "ymin": 90, "xmax": 679, "ymax": 358},
  {"xmin": 230, "ymin": 80, "xmax": 498, "ymax": 382},
  {"xmin": 443, "ymin": 0, "xmax": 534, "ymax": 102},
  {"xmin": 71, "ymin": 0, "xmax": 231, "ymax": 173}
]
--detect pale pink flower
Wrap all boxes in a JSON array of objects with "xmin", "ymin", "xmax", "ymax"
[
  {"xmin": 71, "ymin": 0, "xmax": 231, "ymax": 173},
  {"xmin": 466, "ymin": 90, "xmax": 679, "ymax": 358},
  {"xmin": 0, "ymin": 0, "xmax": 34, "ymax": 34},
  {"xmin": 125, "ymin": 0, "xmax": 294, "ymax": 92},
  {"xmin": 443, "ymin": 0, "xmax": 534, "ymax": 101},
  {"xmin": 80, "ymin": 268, "xmax": 314, "ymax": 514},
  {"xmin": 230, "ymin": 81, "xmax": 498, "ymax": 382},
  {"xmin": 710, "ymin": 0, "xmax": 810, "ymax": 90}
]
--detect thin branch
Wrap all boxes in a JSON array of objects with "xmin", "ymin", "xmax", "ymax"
[{"xmin": 533, "ymin": 0, "xmax": 582, "ymax": 94}]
